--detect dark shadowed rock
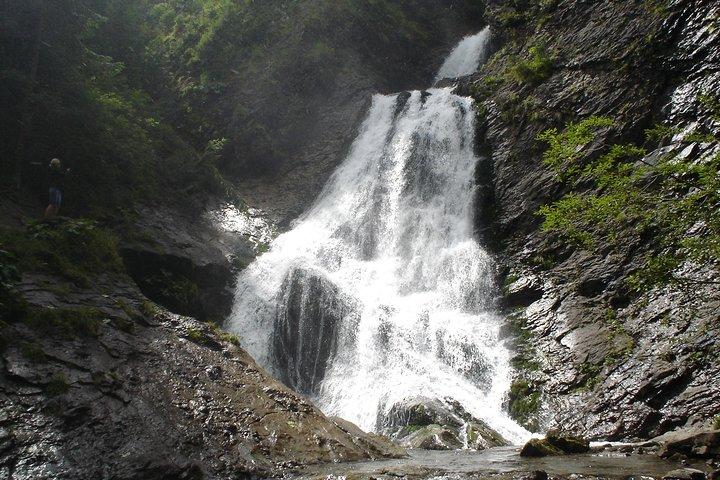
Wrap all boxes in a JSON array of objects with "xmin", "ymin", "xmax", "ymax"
[
  {"xmin": 273, "ymin": 266, "xmax": 352, "ymax": 395},
  {"xmin": 545, "ymin": 429, "xmax": 591, "ymax": 454}
]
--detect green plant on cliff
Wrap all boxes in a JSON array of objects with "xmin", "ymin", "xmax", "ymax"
[
  {"xmin": 537, "ymin": 117, "xmax": 720, "ymax": 291},
  {"xmin": 0, "ymin": 219, "xmax": 122, "ymax": 287},
  {"xmin": 508, "ymin": 379, "xmax": 540, "ymax": 432},
  {"xmin": 508, "ymin": 45, "xmax": 555, "ymax": 86}
]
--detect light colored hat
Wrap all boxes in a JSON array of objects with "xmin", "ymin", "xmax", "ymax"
[{"xmin": 50, "ymin": 158, "xmax": 61, "ymax": 167}]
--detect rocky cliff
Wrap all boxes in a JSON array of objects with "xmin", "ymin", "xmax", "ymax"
[
  {"xmin": 0, "ymin": 213, "xmax": 404, "ymax": 480},
  {"xmin": 462, "ymin": 0, "xmax": 720, "ymax": 440}
]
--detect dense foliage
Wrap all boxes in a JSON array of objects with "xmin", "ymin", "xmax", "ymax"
[
  {"xmin": 0, "ymin": 0, "xmax": 226, "ymax": 214},
  {"xmin": 1, "ymin": 0, "xmax": 484, "ymax": 213},
  {"xmin": 537, "ymin": 114, "xmax": 720, "ymax": 291}
]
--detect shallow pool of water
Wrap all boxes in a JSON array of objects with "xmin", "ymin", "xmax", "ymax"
[{"xmin": 293, "ymin": 446, "xmax": 707, "ymax": 479}]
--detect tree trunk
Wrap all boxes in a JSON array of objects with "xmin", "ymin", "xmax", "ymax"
[{"xmin": 14, "ymin": 0, "xmax": 46, "ymax": 189}]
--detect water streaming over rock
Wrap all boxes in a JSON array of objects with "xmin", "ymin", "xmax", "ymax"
[
  {"xmin": 227, "ymin": 30, "xmax": 529, "ymax": 444},
  {"xmin": 435, "ymin": 27, "xmax": 492, "ymax": 83}
]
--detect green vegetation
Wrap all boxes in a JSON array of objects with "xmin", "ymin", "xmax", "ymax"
[
  {"xmin": 0, "ymin": 219, "xmax": 122, "ymax": 287},
  {"xmin": 140, "ymin": 300, "xmax": 159, "ymax": 318},
  {"xmin": 508, "ymin": 379, "xmax": 541, "ymax": 432},
  {"xmin": 209, "ymin": 322, "xmax": 240, "ymax": 346},
  {"xmin": 537, "ymin": 115, "xmax": 720, "ymax": 291},
  {"xmin": 699, "ymin": 92, "xmax": 720, "ymax": 121},
  {"xmin": 573, "ymin": 361, "xmax": 603, "ymax": 392},
  {"xmin": 713, "ymin": 415, "xmax": 720, "ymax": 430},
  {"xmin": 20, "ymin": 342, "xmax": 46, "ymax": 363},
  {"xmin": 492, "ymin": 0, "xmax": 558, "ymax": 31},
  {"xmin": 508, "ymin": 45, "xmax": 555, "ymax": 86},
  {"xmin": 45, "ymin": 373, "xmax": 71, "ymax": 396},
  {"xmin": 25, "ymin": 307, "xmax": 103, "ymax": 338}
]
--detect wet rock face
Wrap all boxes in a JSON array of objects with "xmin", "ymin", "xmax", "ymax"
[
  {"xmin": 0, "ymin": 270, "xmax": 403, "ymax": 479},
  {"xmin": 381, "ymin": 397, "xmax": 508, "ymax": 451},
  {"xmin": 120, "ymin": 203, "xmax": 262, "ymax": 323},
  {"xmin": 273, "ymin": 267, "xmax": 351, "ymax": 395},
  {"xmin": 463, "ymin": 0, "xmax": 720, "ymax": 440}
]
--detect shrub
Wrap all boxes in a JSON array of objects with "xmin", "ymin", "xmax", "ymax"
[
  {"xmin": 46, "ymin": 373, "xmax": 70, "ymax": 396},
  {"xmin": 508, "ymin": 379, "xmax": 541, "ymax": 432},
  {"xmin": 537, "ymin": 116, "xmax": 720, "ymax": 291},
  {"xmin": 186, "ymin": 328, "xmax": 208, "ymax": 345},
  {"xmin": 0, "ymin": 219, "xmax": 123, "ymax": 287},
  {"xmin": 25, "ymin": 307, "xmax": 103, "ymax": 338},
  {"xmin": 508, "ymin": 45, "xmax": 555, "ymax": 86},
  {"xmin": 20, "ymin": 342, "xmax": 46, "ymax": 363}
]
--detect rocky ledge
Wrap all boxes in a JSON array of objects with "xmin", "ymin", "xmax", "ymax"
[{"xmin": 1, "ymin": 266, "xmax": 403, "ymax": 479}]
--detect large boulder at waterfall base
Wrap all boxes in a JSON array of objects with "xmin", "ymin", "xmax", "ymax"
[
  {"xmin": 659, "ymin": 430, "xmax": 720, "ymax": 459},
  {"xmin": 662, "ymin": 468, "xmax": 708, "ymax": 480},
  {"xmin": 520, "ymin": 431, "xmax": 590, "ymax": 457},
  {"xmin": 520, "ymin": 438, "xmax": 564, "ymax": 457},
  {"xmin": 383, "ymin": 397, "xmax": 508, "ymax": 451}
]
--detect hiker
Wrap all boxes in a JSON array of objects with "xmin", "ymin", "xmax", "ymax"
[{"xmin": 45, "ymin": 158, "xmax": 68, "ymax": 218}]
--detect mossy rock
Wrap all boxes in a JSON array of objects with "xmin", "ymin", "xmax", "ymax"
[
  {"xmin": 520, "ymin": 431, "xmax": 591, "ymax": 457},
  {"xmin": 520, "ymin": 438, "xmax": 563, "ymax": 457},
  {"xmin": 404, "ymin": 424, "xmax": 463, "ymax": 451},
  {"xmin": 546, "ymin": 430, "xmax": 590, "ymax": 453}
]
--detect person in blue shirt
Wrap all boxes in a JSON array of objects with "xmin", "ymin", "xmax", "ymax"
[{"xmin": 45, "ymin": 158, "xmax": 68, "ymax": 218}]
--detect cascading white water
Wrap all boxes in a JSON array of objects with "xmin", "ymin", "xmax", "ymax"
[
  {"xmin": 227, "ymin": 29, "xmax": 529, "ymax": 444},
  {"xmin": 435, "ymin": 27, "xmax": 491, "ymax": 83}
]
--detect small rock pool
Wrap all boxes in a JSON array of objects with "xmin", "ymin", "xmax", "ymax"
[{"xmin": 288, "ymin": 446, "xmax": 710, "ymax": 479}]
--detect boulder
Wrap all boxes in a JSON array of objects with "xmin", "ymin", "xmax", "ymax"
[
  {"xmin": 520, "ymin": 430, "xmax": 590, "ymax": 457},
  {"xmin": 382, "ymin": 397, "xmax": 508, "ymax": 451},
  {"xmin": 402, "ymin": 425, "xmax": 464, "ymax": 451},
  {"xmin": 659, "ymin": 430, "xmax": 720, "ymax": 460},
  {"xmin": 329, "ymin": 417, "xmax": 407, "ymax": 459},
  {"xmin": 520, "ymin": 438, "xmax": 563, "ymax": 457},
  {"xmin": 662, "ymin": 468, "xmax": 707, "ymax": 480},
  {"xmin": 272, "ymin": 267, "xmax": 351, "ymax": 394}
]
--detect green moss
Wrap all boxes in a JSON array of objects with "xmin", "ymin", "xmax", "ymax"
[
  {"xmin": 25, "ymin": 306, "xmax": 103, "ymax": 338},
  {"xmin": 698, "ymin": 92, "xmax": 720, "ymax": 121},
  {"xmin": 208, "ymin": 322, "xmax": 240, "ymax": 346},
  {"xmin": 140, "ymin": 300, "xmax": 159, "ymax": 317},
  {"xmin": 572, "ymin": 362, "xmax": 603, "ymax": 392},
  {"xmin": 713, "ymin": 415, "xmax": 720, "ymax": 430},
  {"xmin": 508, "ymin": 45, "xmax": 555, "ymax": 86},
  {"xmin": 20, "ymin": 342, "xmax": 47, "ymax": 363},
  {"xmin": 0, "ymin": 219, "xmax": 123, "ymax": 288},
  {"xmin": 471, "ymin": 75, "xmax": 505, "ymax": 100},
  {"xmin": 643, "ymin": 0, "xmax": 671, "ymax": 16},
  {"xmin": 186, "ymin": 328, "xmax": 208, "ymax": 345},
  {"xmin": 45, "ymin": 373, "xmax": 70, "ymax": 396},
  {"xmin": 508, "ymin": 379, "xmax": 541, "ymax": 432}
]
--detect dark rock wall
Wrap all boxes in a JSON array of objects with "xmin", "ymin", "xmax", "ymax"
[
  {"xmin": 464, "ymin": 0, "xmax": 720, "ymax": 440},
  {"xmin": 273, "ymin": 267, "xmax": 352, "ymax": 395}
]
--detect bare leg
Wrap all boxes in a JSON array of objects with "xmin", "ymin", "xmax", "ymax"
[{"xmin": 44, "ymin": 204, "xmax": 59, "ymax": 219}]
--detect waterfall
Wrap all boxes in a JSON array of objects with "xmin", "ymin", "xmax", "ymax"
[
  {"xmin": 435, "ymin": 27, "xmax": 491, "ymax": 83},
  {"xmin": 227, "ymin": 29, "xmax": 529, "ymax": 443}
]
